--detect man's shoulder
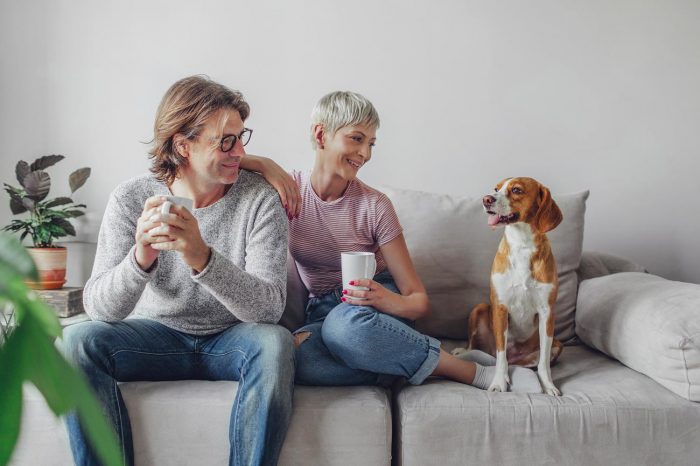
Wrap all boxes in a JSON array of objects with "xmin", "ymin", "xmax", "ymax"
[
  {"xmin": 111, "ymin": 174, "xmax": 163, "ymax": 212},
  {"xmin": 237, "ymin": 170, "xmax": 280, "ymax": 201}
]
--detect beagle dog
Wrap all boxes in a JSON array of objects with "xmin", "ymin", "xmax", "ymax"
[{"xmin": 461, "ymin": 177, "xmax": 564, "ymax": 395}]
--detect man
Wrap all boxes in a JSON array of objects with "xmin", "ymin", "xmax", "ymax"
[{"xmin": 62, "ymin": 75, "xmax": 294, "ymax": 466}]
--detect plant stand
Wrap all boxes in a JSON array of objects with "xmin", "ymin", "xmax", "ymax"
[{"xmin": 34, "ymin": 287, "xmax": 84, "ymax": 318}]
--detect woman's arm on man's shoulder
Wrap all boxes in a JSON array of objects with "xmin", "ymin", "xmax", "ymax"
[{"xmin": 240, "ymin": 154, "xmax": 301, "ymax": 219}]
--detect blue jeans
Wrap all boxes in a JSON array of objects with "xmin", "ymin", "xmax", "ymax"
[
  {"xmin": 60, "ymin": 319, "xmax": 295, "ymax": 466},
  {"xmin": 294, "ymin": 272, "xmax": 441, "ymax": 387}
]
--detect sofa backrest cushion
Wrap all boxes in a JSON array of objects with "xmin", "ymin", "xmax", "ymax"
[{"xmin": 380, "ymin": 187, "xmax": 589, "ymax": 342}]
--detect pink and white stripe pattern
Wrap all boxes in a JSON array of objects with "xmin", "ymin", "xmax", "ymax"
[{"xmin": 289, "ymin": 170, "xmax": 403, "ymax": 297}]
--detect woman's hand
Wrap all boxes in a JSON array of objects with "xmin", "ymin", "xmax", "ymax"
[
  {"xmin": 148, "ymin": 204, "xmax": 211, "ymax": 273},
  {"xmin": 135, "ymin": 196, "xmax": 170, "ymax": 271},
  {"xmin": 242, "ymin": 155, "xmax": 300, "ymax": 219},
  {"xmin": 341, "ymin": 279, "xmax": 403, "ymax": 314}
]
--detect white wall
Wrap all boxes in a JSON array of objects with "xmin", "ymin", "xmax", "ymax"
[{"xmin": 1, "ymin": 0, "xmax": 698, "ymax": 284}]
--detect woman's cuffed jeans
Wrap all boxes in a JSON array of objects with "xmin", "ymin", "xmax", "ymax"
[{"xmin": 294, "ymin": 272, "xmax": 440, "ymax": 387}]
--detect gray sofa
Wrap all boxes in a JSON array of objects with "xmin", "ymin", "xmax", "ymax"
[{"xmin": 12, "ymin": 187, "xmax": 700, "ymax": 465}]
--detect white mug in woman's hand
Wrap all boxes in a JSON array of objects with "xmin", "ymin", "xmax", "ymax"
[{"xmin": 341, "ymin": 252, "xmax": 377, "ymax": 298}]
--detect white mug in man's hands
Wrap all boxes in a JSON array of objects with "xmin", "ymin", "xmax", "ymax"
[
  {"xmin": 341, "ymin": 252, "xmax": 377, "ymax": 298},
  {"xmin": 161, "ymin": 196, "xmax": 194, "ymax": 216}
]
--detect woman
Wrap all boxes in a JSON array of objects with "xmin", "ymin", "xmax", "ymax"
[{"xmin": 244, "ymin": 91, "xmax": 536, "ymax": 390}]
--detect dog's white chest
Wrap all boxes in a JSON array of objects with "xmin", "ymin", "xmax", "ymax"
[{"xmin": 491, "ymin": 227, "xmax": 554, "ymax": 340}]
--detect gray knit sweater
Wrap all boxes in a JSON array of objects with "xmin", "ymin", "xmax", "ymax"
[{"xmin": 83, "ymin": 171, "xmax": 288, "ymax": 335}]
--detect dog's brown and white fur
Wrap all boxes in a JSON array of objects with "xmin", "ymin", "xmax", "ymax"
[{"xmin": 456, "ymin": 177, "xmax": 564, "ymax": 395}]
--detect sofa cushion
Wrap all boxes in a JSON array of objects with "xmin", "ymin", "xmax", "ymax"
[
  {"xmin": 576, "ymin": 272, "xmax": 700, "ymax": 401},
  {"xmin": 279, "ymin": 250, "xmax": 307, "ymax": 332},
  {"xmin": 13, "ymin": 383, "xmax": 392, "ymax": 466},
  {"xmin": 381, "ymin": 187, "xmax": 589, "ymax": 342},
  {"xmin": 394, "ymin": 344, "xmax": 700, "ymax": 466}
]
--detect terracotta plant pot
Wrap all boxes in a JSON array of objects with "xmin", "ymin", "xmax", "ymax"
[{"xmin": 25, "ymin": 247, "xmax": 67, "ymax": 290}]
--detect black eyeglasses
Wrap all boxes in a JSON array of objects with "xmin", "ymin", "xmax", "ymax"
[{"xmin": 219, "ymin": 128, "xmax": 253, "ymax": 152}]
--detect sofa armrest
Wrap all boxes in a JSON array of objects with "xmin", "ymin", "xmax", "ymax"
[
  {"xmin": 577, "ymin": 251, "xmax": 647, "ymax": 283},
  {"xmin": 576, "ymin": 272, "xmax": 700, "ymax": 401}
]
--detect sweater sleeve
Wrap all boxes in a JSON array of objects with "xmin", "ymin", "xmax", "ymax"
[
  {"xmin": 83, "ymin": 189, "xmax": 156, "ymax": 321},
  {"xmin": 192, "ymin": 192, "xmax": 288, "ymax": 323}
]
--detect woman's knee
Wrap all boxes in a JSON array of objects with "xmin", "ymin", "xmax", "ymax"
[{"xmin": 321, "ymin": 304, "xmax": 379, "ymax": 352}]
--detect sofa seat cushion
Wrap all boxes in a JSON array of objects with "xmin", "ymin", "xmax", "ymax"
[
  {"xmin": 394, "ymin": 344, "xmax": 700, "ymax": 466},
  {"xmin": 13, "ymin": 383, "xmax": 392, "ymax": 466}
]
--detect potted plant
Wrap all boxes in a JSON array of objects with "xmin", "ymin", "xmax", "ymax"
[{"xmin": 2, "ymin": 155, "xmax": 90, "ymax": 290}]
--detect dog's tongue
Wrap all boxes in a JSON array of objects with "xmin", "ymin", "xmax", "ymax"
[{"xmin": 487, "ymin": 214, "xmax": 500, "ymax": 226}]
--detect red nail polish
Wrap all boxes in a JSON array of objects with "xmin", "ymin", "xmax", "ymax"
[
  {"xmin": 341, "ymin": 297, "xmax": 346, "ymax": 302},
  {"xmin": 342, "ymin": 290, "xmax": 347, "ymax": 294},
  {"xmin": 349, "ymin": 281, "xmax": 355, "ymax": 286}
]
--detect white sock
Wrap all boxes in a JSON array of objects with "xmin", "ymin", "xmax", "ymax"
[{"xmin": 456, "ymin": 349, "xmax": 543, "ymax": 394}]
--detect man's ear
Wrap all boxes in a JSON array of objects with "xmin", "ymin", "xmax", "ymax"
[
  {"xmin": 173, "ymin": 134, "xmax": 189, "ymax": 158},
  {"xmin": 313, "ymin": 124, "xmax": 325, "ymax": 149}
]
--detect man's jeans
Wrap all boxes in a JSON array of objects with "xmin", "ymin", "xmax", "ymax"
[
  {"xmin": 60, "ymin": 319, "xmax": 295, "ymax": 466},
  {"xmin": 294, "ymin": 272, "xmax": 441, "ymax": 386}
]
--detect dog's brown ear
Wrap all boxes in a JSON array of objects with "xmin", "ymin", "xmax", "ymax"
[{"xmin": 535, "ymin": 185, "xmax": 563, "ymax": 233}]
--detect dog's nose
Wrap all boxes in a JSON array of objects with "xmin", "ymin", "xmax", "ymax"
[{"xmin": 483, "ymin": 195, "xmax": 496, "ymax": 207}]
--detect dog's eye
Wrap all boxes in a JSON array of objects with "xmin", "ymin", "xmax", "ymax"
[
  {"xmin": 494, "ymin": 187, "xmax": 498, "ymax": 192},
  {"xmin": 512, "ymin": 187, "xmax": 523, "ymax": 194}
]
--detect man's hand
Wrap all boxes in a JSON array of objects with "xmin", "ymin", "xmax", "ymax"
[
  {"xmin": 135, "ymin": 196, "xmax": 170, "ymax": 271},
  {"xmin": 149, "ymin": 204, "xmax": 211, "ymax": 273}
]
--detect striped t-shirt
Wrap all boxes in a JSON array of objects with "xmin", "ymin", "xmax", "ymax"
[{"xmin": 289, "ymin": 170, "xmax": 403, "ymax": 297}]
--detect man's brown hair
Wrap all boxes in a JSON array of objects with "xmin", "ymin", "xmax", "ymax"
[{"xmin": 149, "ymin": 75, "xmax": 250, "ymax": 185}]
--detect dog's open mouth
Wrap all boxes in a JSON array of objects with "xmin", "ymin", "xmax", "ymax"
[{"xmin": 486, "ymin": 211, "xmax": 519, "ymax": 226}]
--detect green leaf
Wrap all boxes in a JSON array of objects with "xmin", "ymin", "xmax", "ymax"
[
  {"xmin": 45, "ymin": 224, "xmax": 67, "ymax": 236},
  {"xmin": 61, "ymin": 209, "xmax": 85, "ymax": 218},
  {"xmin": 3, "ymin": 183, "xmax": 23, "ymax": 196},
  {"xmin": 44, "ymin": 197, "xmax": 73, "ymax": 208},
  {"xmin": 69, "ymin": 168, "xmax": 91, "ymax": 193},
  {"xmin": 9, "ymin": 197, "xmax": 28, "ymax": 215},
  {"xmin": 2, "ymin": 221, "xmax": 28, "ymax": 233},
  {"xmin": 29, "ymin": 155, "xmax": 64, "ymax": 172},
  {"xmin": 15, "ymin": 285, "xmax": 62, "ymax": 338},
  {"xmin": 22, "ymin": 171, "xmax": 51, "ymax": 201},
  {"xmin": 0, "ymin": 233, "xmax": 38, "ymax": 280},
  {"xmin": 0, "ymin": 308, "xmax": 123, "ymax": 466},
  {"xmin": 52, "ymin": 218, "xmax": 76, "ymax": 236},
  {"xmin": 15, "ymin": 161, "xmax": 30, "ymax": 186},
  {"xmin": 0, "ymin": 330, "xmax": 25, "ymax": 465}
]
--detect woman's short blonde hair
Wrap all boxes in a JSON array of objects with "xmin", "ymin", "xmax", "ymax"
[
  {"xmin": 149, "ymin": 75, "xmax": 250, "ymax": 185},
  {"xmin": 310, "ymin": 91, "xmax": 380, "ymax": 149}
]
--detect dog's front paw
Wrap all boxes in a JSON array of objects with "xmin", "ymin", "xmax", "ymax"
[
  {"xmin": 487, "ymin": 374, "xmax": 509, "ymax": 393},
  {"xmin": 543, "ymin": 384, "xmax": 561, "ymax": 396},
  {"xmin": 538, "ymin": 373, "xmax": 561, "ymax": 396},
  {"xmin": 451, "ymin": 347, "xmax": 467, "ymax": 357}
]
